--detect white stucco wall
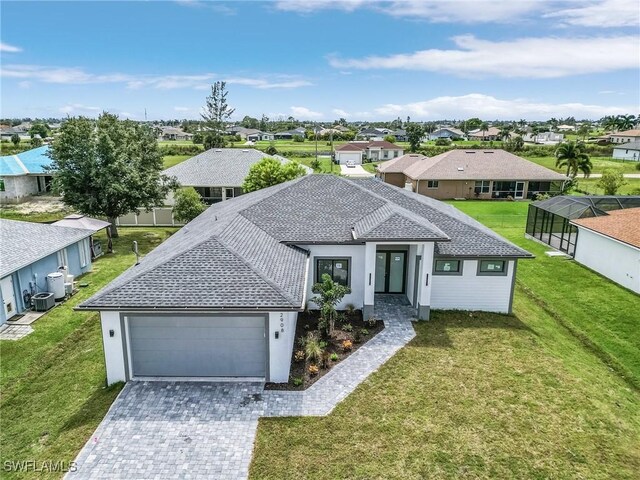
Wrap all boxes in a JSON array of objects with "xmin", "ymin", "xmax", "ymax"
[
  {"xmin": 431, "ymin": 259, "xmax": 516, "ymax": 313},
  {"xmin": 100, "ymin": 311, "xmax": 127, "ymax": 385},
  {"xmin": 612, "ymin": 148, "xmax": 640, "ymax": 161},
  {"xmin": 301, "ymin": 244, "xmax": 367, "ymax": 309},
  {"xmin": 0, "ymin": 175, "xmax": 38, "ymax": 203},
  {"xmin": 573, "ymin": 228, "xmax": 640, "ymax": 294},
  {"xmin": 268, "ymin": 311, "xmax": 298, "ymax": 383},
  {"xmin": 336, "ymin": 152, "xmax": 362, "ymax": 165}
]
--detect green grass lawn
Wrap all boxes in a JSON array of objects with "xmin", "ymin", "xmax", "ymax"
[
  {"xmin": 523, "ymin": 155, "xmax": 639, "ymax": 174},
  {"xmin": 251, "ymin": 200, "xmax": 640, "ymax": 479},
  {"xmin": 577, "ymin": 178, "xmax": 640, "ymax": 195},
  {"xmin": 162, "ymin": 154, "xmax": 191, "ymax": 169},
  {"xmin": 0, "ymin": 227, "xmax": 177, "ymax": 479},
  {"xmin": 0, "ymin": 208, "xmax": 71, "ymax": 223}
]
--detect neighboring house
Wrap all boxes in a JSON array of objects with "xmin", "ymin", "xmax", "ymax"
[
  {"xmin": 391, "ymin": 129, "xmax": 407, "ymax": 142},
  {"xmin": 570, "ymin": 208, "xmax": 640, "ymax": 294},
  {"xmin": 525, "ymin": 195, "xmax": 640, "ymax": 257},
  {"xmin": 246, "ymin": 131, "xmax": 275, "ymax": 142},
  {"xmin": 376, "ymin": 153, "xmax": 424, "ymax": 188},
  {"xmin": 557, "ymin": 124, "xmax": 576, "ymax": 132},
  {"xmin": 608, "ymin": 129, "xmax": 640, "ymax": 144},
  {"xmin": 612, "ymin": 141, "xmax": 640, "ymax": 161},
  {"xmin": 427, "ymin": 127, "xmax": 466, "ymax": 141},
  {"xmin": 522, "ymin": 131, "xmax": 564, "ymax": 144},
  {"xmin": 77, "ymin": 174, "xmax": 532, "ymax": 385},
  {"xmin": 0, "ymin": 146, "xmax": 54, "ymax": 204},
  {"xmin": 163, "ymin": 148, "xmax": 311, "ymax": 204},
  {"xmin": 356, "ymin": 128, "xmax": 392, "ymax": 140},
  {"xmin": 158, "ymin": 127, "xmax": 193, "ymax": 141},
  {"xmin": 0, "ymin": 126, "xmax": 29, "ymax": 141},
  {"xmin": 334, "ymin": 141, "xmax": 404, "ymax": 165},
  {"xmin": 333, "ymin": 125, "xmax": 351, "ymax": 133},
  {"xmin": 378, "ymin": 150, "xmax": 567, "ymax": 200},
  {"xmin": 274, "ymin": 128, "xmax": 306, "ymax": 140},
  {"xmin": 468, "ymin": 127, "xmax": 501, "ymax": 141},
  {"xmin": 0, "ymin": 219, "xmax": 94, "ymax": 325},
  {"xmin": 226, "ymin": 127, "xmax": 264, "ymax": 140}
]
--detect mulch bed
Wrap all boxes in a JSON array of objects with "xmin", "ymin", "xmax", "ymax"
[{"xmin": 265, "ymin": 310, "xmax": 384, "ymax": 391}]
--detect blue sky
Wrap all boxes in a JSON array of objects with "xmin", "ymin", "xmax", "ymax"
[{"xmin": 1, "ymin": 0, "xmax": 639, "ymax": 121}]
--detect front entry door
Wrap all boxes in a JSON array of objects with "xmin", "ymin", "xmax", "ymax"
[
  {"xmin": 1, "ymin": 276, "xmax": 18, "ymax": 320},
  {"xmin": 375, "ymin": 251, "xmax": 406, "ymax": 293},
  {"xmin": 515, "ymin": 181, "xmax": 525, "ymax": 199}
]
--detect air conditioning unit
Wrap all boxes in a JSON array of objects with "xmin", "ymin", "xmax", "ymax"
[{"xmin": 33, "ymin": 292, "xmax": 55, "ymax": 312}]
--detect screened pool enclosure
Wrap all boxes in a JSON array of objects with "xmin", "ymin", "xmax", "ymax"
[{"xmin": 526, "ymin": 196, "xmax": 640, "ymax": 255}]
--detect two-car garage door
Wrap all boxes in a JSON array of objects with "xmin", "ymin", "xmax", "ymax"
[{"xmin": 128, "ymin": 315, "xmax": 267, "ymax": 378}]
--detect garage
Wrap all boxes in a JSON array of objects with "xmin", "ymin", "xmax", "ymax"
[{"xmin": 127, "ymin": 315, "xmax": 267, "ymax": 378}]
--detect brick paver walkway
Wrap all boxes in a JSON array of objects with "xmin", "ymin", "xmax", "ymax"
[{"xmin": 69, "ymin": 296, "xmax": 416, "ymax": 479}]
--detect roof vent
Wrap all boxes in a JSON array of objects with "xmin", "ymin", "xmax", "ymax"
[
  {"xmin": 242, "ymin": 149, "xmax": 249, "ymax": 152},
  {"xmin": 483, "ymin": 151, "xmax": 494, "ymax": 153},
  {"xmin": 215, "ymin": 149, "xmax": 222, "ymax": 152},
  {"xmin": 457, "ymin": 166, "xmax": 464, "ymax": 171},
  {"xmin": 465, "ymin": 151, "xmax": 475, "ymax": 154}
]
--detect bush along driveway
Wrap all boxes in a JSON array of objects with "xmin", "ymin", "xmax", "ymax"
[
  {"xmin": 67, "ymin": 297, "xmax": 416, "ymax": 479},
  {"xmin": 0, "ymin": 227, "xmax": 177, "ymax": 480}
]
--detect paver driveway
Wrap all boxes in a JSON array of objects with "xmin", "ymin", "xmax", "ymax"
[
  {"xmin": 69, "ymin": 382, "xmax": 265, "ymax": 479},
  {"xmin": 69, "ymin": 296, "xmax": 416, "ymax": 479}
]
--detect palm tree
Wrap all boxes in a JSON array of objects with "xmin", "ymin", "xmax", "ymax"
[
  {"xmin": 498, "ymin": 125, "xmax": 512, "ymax": 142},
  {"xmin": 616, "ymin": 114, "xmax": 636, "ymax": 131},
  {"xmin": 479, "ymin": 121, "xmax": 489, "ymax": 143},
  {"xmin": 555, "ymin": 141, "xmax": 592, "ymax": 178}
]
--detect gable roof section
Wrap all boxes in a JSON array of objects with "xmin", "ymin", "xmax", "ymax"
[
  {"xmin": 403, "ymin": 149, "xmax": 567, "ymax": 181},
  {"xmin": 377, "ymin": 154, "xmax": 427, "ymax": 173},
  {"xmin": 79, "ymin": 175, "xmax": 531, "ymax": 311},
  {"xmin": 0, "ymin": 219, "xmax": 93, "ymax": 278},
  {"xmin": 0, "ymin": 146, "xmax": 51, "ymax": 176},
  {"xmin": 335, "ymin": 143, "xmax": 366, "ymax": 152},
  {"xmin": 162, "ymin": 148, "xmax": 306, "ymax": 187},
  {"xmin": 368, "ymin": 140, "xmax": 400, "ymax": 149},
  {"xmin": 571, "ymin": 208, "xmax": 640, "ymax": 249}
]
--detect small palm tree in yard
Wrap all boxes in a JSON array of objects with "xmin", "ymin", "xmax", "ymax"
[
  {"xmin": 311, "ymin": 273, "xmax": 351, "ymax": 337},
  {"xmin": 555, "ymin": 141, "xmax": 593, "ymax": 178}
]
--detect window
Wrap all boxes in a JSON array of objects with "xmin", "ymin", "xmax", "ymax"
[
  {"xmin": 427, "ymin": 180, "xmax": 439, "ymax": 189},
  {"xmin": 383, "ymin": 150, "xmax": 389, "ymax": 159},
  {"xmin": 478, "ymin": 260, "xmax": 507, "ymax": 276},
  {"xmin": 79, "ymin": 238, "xmax": 89, "ymax": 268},
  {"xmin": 393, "ymin": 150, "xmax": 399, "ymax": 158},
  {"xmin": 316, "ymin": 258, "xmax": 350, "ymax": 286},
  {"xmin": 0, "ymin": 178, "xmax": 4, "ymax": 192},
  {"xmin": 433, "ymin": 259, "xmax": 462, "ymax": 275},
  {"xmin": 474, "ymin": 180, "xmax": 490, "ymax": 194}
]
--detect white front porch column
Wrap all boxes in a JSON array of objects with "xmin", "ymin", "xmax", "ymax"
[
  {"xmin": 363, "ymin": 241, "xmax": 376, "ymax": 319},
  {"xmin": 417, "ymin": 242, "xmax": 434, "ymax": 320}
]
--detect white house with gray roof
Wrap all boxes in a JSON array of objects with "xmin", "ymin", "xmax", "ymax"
[
  {"xmin": 163, "ymin": 148, "xmax": 311, "ymax": 204},
  {"xmin": 78, "ymin": 175, "xmax": 531, "ymax": 386}
]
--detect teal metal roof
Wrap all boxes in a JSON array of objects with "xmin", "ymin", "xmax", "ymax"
[{"xmin": 0, "ymin": 146, "xmax": 52, "ymax": 176}]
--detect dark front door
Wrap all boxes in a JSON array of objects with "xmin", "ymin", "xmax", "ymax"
[{"xmin": 375, "ymin": 251, "xmax": 407, "ymax": 293}]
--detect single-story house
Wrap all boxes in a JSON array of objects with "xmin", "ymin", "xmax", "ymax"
[
  {"xmin": 246, "ymin": 131, "xmax": 275, "ymax": 142},
  {"xmin": 525, "ymin": 195, "xmax": 640, "ymax": 256},
  {"xmin": 376, "ymin": 153, "xmax": 424, "ymax": 188},
  {"xmin": 158, "ymin": 127, "xmax": 193, "ymax": 141},
  {"xmin": 0, "ymin": 219, "xmax": 94, "ymax": 324},
  {"xmin": 77, "ymin": 174, "xmax": 532, "ymax": 385},
  {"xmin": 608, "ymin": 129, "xmax": 640, "ymax": 144},
  {"xmin": 522, "ymin": 131, "xmax": 564, "ymax": 144},
  {"xmin": 571, "ymin": 208, "xmax": 640, "ymax": 294},
  {"xmin": 391, "ymin": 129, "xmax": 407, "ymax": 142},
  {"xmin": 613, "ymin": 140, "xmax": 640, "ymax": 161},
  {"xmin": 468, "ymin": 127, "xmax": 501, "ymax": 142},
  {"xmin": 427, "ymin": 127, "xmax": 466, "ymax": 141},
  {"xmin": 0, "ymin": 146, "xmax": 54, "ymax": 204},
  {"xmin": 377, "ymin": 150, "xmax": 567, "ymax": 200},
  {"xmin": 274, "ymin": 128, "xmax": 306, "ymax": 140},
  {"xmin": 356, "ymin": 128, "xmax": 392, "ymax": 140},
  {"xmin": 163, "ymin": 148, "xmax": 311, "ymax": 204},
  {"xmin": 334, "ymin": 141, "xmax": 404, "ymax": 165},
  {"xmin": 0, "ymin": 126, "xmax": 29, "ymax": 141},
  {"xmin": 226, "ymin": 127, "xmax": 271, "ymax": 140},
  {"xmin": 556, "ymin": 124, "xmax": 576, "ymax": 132}
]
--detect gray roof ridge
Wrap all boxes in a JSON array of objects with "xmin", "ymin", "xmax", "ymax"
[{"xmin": 217, "ymin": 219, "xmax": 305, "ymax": 307}]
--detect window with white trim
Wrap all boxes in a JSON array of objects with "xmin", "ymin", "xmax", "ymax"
[
  {"xmin": 474, "ymin": 180, "xmax": 490, "ymax": 194},
  {"xmin": 427, "ymin": 180, "xmax": 439, "ymax": 189}
]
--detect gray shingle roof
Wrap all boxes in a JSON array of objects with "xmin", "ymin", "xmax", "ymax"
[
  {"xmin": 163, "ymin": 148, "xmax": 309, "ymax": 187},
  {"xmin": 0, "ymin": 219, "xmax": 93, "ymax": 278},
  {"xmin": 79, "ymin": 174, "xmax": 531, "ymax": 311},
  {"xmin": 613, "ymin": 141, "xmax": 640, "ymax": 151}
]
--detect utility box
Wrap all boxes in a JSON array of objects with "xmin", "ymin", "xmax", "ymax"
[{"xmin": 33, "ymin": 292, "xmax": 55, "ymax": 312}]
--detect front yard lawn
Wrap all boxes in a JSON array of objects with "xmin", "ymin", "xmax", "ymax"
[{"xmin": 0, "ymin": 227, "xmax": 177, "ymax": 479}]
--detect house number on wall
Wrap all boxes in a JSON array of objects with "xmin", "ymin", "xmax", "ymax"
[{"xmin": 280, "ymin": 313, "xmax": 284, "ymax": 332}]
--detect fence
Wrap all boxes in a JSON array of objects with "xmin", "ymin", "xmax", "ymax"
[{"xmin": 116, "ymin": 207, "xmax": 184, "ymax": 227}]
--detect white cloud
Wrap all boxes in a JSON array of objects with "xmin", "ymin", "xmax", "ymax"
[
  {"xmin": 544, "ymin": 0, "xmax": 639, "ymax": 27},
  {"xmin": 174, "ymin": 106, "xmax": 191, "ymax": 112},
  {"xmin": 373, "ymin": 93, "xmax": 633, "ymax": 120},
  {"xmin": 291, "ymin": 106, "xmax": 323, "ymax": 119},
  {"xmin": 0, "ymin": 64, "xmax": 312, "ymax": 90},
  {"xmin": 0, "ymin": 42, "xmax": 22, "ymax": 53},
  {"xmin": 59, "ymin": 103, "xmax": 101, "ymax": 115},
  {"xmin": 174, "ymin": 0, "xmax": 236, "ymax": 15},
  {"xmin": 275, "ymin": 0, "xmax": 542, "ymax": 23},
  {"xmin": 329, "ymin": 35, "xmax": 639, "ymax": 78},
  {"xmin": 332, "ymin": 108, "xmax": 350, "ymax": 118}
]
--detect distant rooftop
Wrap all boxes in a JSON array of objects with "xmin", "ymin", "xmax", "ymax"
[
  {"xmin": 0, "ymin": 146, "xmax": 52, "ymax": 176},
  {"xmin": 572, "ymin": 208, "xmax": 640, "ymax": 249}
]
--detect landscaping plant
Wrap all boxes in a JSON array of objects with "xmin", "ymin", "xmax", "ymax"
[{"xmin": 311, "ymin": 273, "xmax": 351, "ymax": 337}]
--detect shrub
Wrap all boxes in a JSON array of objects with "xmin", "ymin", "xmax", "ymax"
[
  {"xmin": 321, "ymin": 351, "xmax": 331, "ymax": 369},
  {"xmin": 293, "ymin": 350, "xmax": 305, "ymax": 363},
  {"xmin": 353, "ymin": 330, "xmax": 362, "ymax": 343},
  {"xmin": 291, "ymin": 376, "xmax": 303, "ymax": 387},
  {"xmin": 596, "ymin": 169, "xmax": 627, "ymax": 195},
  {"xmin": 342, "ymin": 340, "xmax": 353, "ymax": 351},
  {"xmin": 342, "ymin": 323, "xmax": 353, "ymax": 332},
  {"xmin": 344, "ymin": 304, "xmax": 356, "ymax": 316},
  {"xmin": 310, "ymin": 158, "xmax": 321, "ymax": 170},
  {"xmin": 366, "ymin": 317, "xmax": 378, "ymax": 327},
  {"xmin": 292, "ymin": 134, "xmax": 304, "ymax": 142},
  {"xmin": 311, "ymin": 273, "xmax": 351, "ymax": 337},
  {"xmin": 172, "ymin": 187, "xmax": 206, "ymax": 223},
  {"xmin": 308, "ymin": 364, "xmax": 319, "ymax": 376},
  {"xmin": 265, "ymin": 144, "xmax": 278, "ymax": 155},
  {"xmin": 335, "ymin": 313, "xmax": 346, "ymax": 325},
  {"xmin": 330, "ymin": 353, "xmax": 339, "ymax": 362},
  {"xmin": 434, "ymin": 137, "xmax": 451, "ymax": 146},
  {"xmin": 360, "ymin": 328, "xmax": 369, "ymax": 336},
  {"xmin": 305, "ymin": 333, "xmax": 324, "ymax": 363}
]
